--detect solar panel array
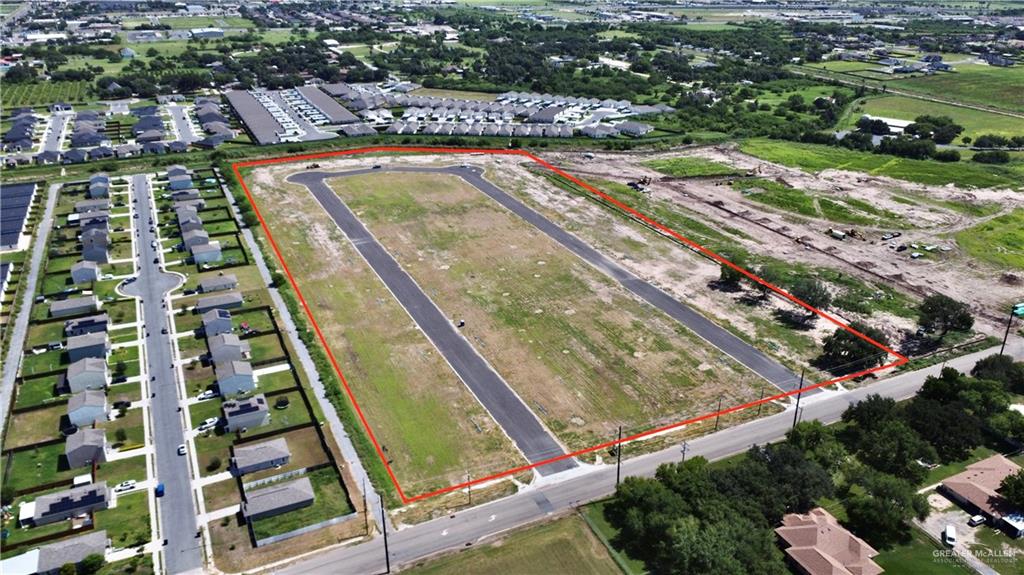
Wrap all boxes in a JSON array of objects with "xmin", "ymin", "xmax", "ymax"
[{"xmin": 0, "ymin": 182, "xmax": 36, "ymax": 248}]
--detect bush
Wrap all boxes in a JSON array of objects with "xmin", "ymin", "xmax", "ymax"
[
  {"xmin": 207, "ymin": 456, "xmax": 222, "ymax": 472},
  {"xmin": 932, "ymin": 149, "xmax": 960, "ymax": 162},
  {"xmin": 972, "ymin": 150, "xmax": 1010, "ymax": 164}
]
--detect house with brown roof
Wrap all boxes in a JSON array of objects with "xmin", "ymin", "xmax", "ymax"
[
  {"xmin": 775, "ymin": 507, "xmax": 882, "ymax": 575},
  {"xmin": 941, "ymin": 454, "xmax": 1024, "ymax": 537}
]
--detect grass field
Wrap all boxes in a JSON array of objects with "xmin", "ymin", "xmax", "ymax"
[
  {"xmin": 954, "ymin": 209, "xmax": 1024, "ymax": 270},
  {"xmin": 410, "ymin": 87, "xmax": 498, "ymax": 101},
  {"xmin": 644, "ymin": 156, "xmax": 740, "ymax": 177},
  {"xmin": 733, "ymin": 178, "xmax": 902, "ymax": 227},
  {"xmin": 407, "ymin": 515, "xmax": 620, "ymax": 575},
  {"xmin": 739, "ymin": 138, "xmax": 1022, "ymax": 190},
  {"xmin": 250, "ymin": 468, "xmax": 353, "ymax": 539},
  {"xmin": 330, "ymin": 171, "xmax": 766, "ymax": 450},
  {"xmin": 889, "ymin": 64, "xmax": 1024, "ymax": 113},
  {"xmin": 842, "ymin": 95, "xmax": 1024, "ymax": 139},
  {"xmin": 874, "ymin": 525, "xmax": 972, "ymax": 574},
  {"xmin": 248, "ymin": 168, "xmax": 523, "ymax": 492}
]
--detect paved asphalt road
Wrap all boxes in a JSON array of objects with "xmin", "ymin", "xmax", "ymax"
[
  {"xmin": 42, "ymin": 112, "xmax": 70, "ymax": 152},
  {"xmin": 122, "ymin": 174, "xmax": 203, "ymax": 574},
  {"xmin": 290, "ymin": 171, "xmax": 576, "ymax": 474},
  {"xmin": 0, "ymin": 183, "xmax": 59, "ymax": 435},
  {"xmin": 167, "ymin": 105, "xmax": 198, "ymax": 144},
  {"xmin": 276, "ymin": 340, "xmax": 1022, "ymax": 575}
]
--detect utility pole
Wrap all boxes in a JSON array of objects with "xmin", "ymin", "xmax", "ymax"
[
  {"xmin": 466, "ymin": 472, "xmax": 472, "ymax": 506},
  {"xmin": 792, "ymin": 368, "xmax": 805, "ymax": 430},
  {"xmin": 713, "ymin": 395, "xmax": 724, "ymax": 431},
  {"xmin": 380, "ymin": 497, "xmax": 390, "ymax": 574},
  {"xmin": 756, "ymin": 386, "xmax": 765, "ymax": 416},
  {"xmin": 680, "ymin": 441, "xmax": 689, "ymax": 463},
  {"xmin": 1002, "ymin": 303, "xmax": 1023, "ymax": 355},
  {"xmin": 615, "ymin": 426, "xmax": 623, "ymax": 487},
  {"xmin": 362, "ymin": 478, "xmax": 368, "ymax": 533}
]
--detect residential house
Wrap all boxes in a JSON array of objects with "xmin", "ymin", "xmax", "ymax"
[
  {"xmin": 242, "ymin": 476, "xmax": 314, "ymax": 521},
  {"xmin": 21, "ymin": 482, "xmax": 108, "ymax": 527},
  {"xmin": 70, "ymin": 261, "xmax": 100, "ymax": 284},
  {"xmin": 942, "ymin": 454, "xmax": 1024, "ymax": 537},
  {"xmin": 208, "ymin": 333, "xmax": 250, "ymax": 363},
  {"xmin": 775, "ymin": 507, "xmax": 882, "ymax": 575},
  {"xmin": 199, "ymin": 274, "xmax": 237, "ymax": 293},
  {"xmin": 168, "ymin": 174, "xmax": 194, "ymax": 191},
  {"xmin": 64, "ymin": 428, "xmax": 107, "ymax": 469},
  {"xmin": 67, "ymin": 332, "xmax": 109, "ymax": 362},
  {"xmin": 191, "ymin": 241, "xmax": 222, "ymax": 265},
  {"xmin": 182, "ymin": 229, "xmax": 210, "ymax": 250},
  {"xmin": 66, "ymin": 357, "xmax": 108, "ymax": 392},
  {"xmin": 50, "ymin": 295, "xmax": 100, "ymax": 318},
  {"xmin": 202, "ymin": 308, "xmax": 232, "ymax": 336},
  {"xmin": 230, "ymin": 437, "xmax": 291, "ymax": 476},
  {"xmin": 222, "ymin": 393, "xmax": 269, "ymax": 432},
  {"xmin": 215, "ymin": 360, "xmax": 254, "ymax": 396},
  {"xmin": 196, "ymin": 292, "xmax": 243, "ymax": 313},
  {"xmin": 74, "ymin": 199, "xmax": 110, "ymax": 213},
  {"xmin": 81, "ymin": 229, "xmax": 109, "ymax": 264},
  {"xmin": 4, "ymin": 530, "xmax": 110, "ymax": 575},
  {"xmin": 67, "ymin": 389, "xmax": 107, "ymax": 427},
  {"xmin": 65, "ymin": 313, "xmax": 109, "ymax": 337}
]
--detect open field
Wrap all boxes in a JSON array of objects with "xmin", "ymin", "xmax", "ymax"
[
  {"xmin": 739, "ymin": 138, "xmax": 1022, "ymax": 190},
  {"xmin": 888, "ymin": 64, "xmax": 1024, "ymax": 113},
  {"xmin": 1, "ymin": 81, "xmax": 94, "ymax": 107},
  {"xmin": 245, "ymin": 167, "xmax": 524, "ymax": 492},
  {"xmin": 842, "ymin": 95, "xmax": 1024, "ymax": 140},
  {"xmin": 328, "ymin": 171, "xmax": 768, "ymax": 449},
  {"xmin": 406, "ymin": 515, "xmax": 620, "ymax": 575},
  {"xmin": 954, "ymin": 209, "xmax": 1024, "ymax": 270},
  {"xmin": 644, "ymin": 156, "xmax": 740, "ymax": 178}
]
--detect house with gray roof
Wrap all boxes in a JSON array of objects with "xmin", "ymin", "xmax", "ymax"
[
  {"xmin": 182, "ymin": 229, "xmax": 210, "ymax": 250},
  {"xmin": 208, "ymin": 333, "xmax": 251, "ymax": 363},
  {"xmin": 67, "ymin": 332, "xmax": 109, "ymax": 362},
  {"xmin": 67, "ymin": 389, "xmax": 107, "ymax": 427},
  {"xmin": 70, "ymin": 261, "xmax": 100, "ymax": 285},
  {"xmin": 215, "ymin": 360, "xmax": 254, "ymax": 396},
  {"xmin": 35, "ymin": 530, "xmax": 109, "ymax": 574},
  {"xmin": 75, "ymin": 199, "xmax": 111, "ymax": 214},
  {"xmin": 191, "ymin": 241, "xmax": 222, "ymax": 265},
  {"xmin": 22, "ymin": 482, "xmax": 108, "ymax": 527},
  {"xmin": 196, "ymin": 292, "xmax": 243, "ymax": 314},
  {"xmin": 50, "ymin": 295, "xmax": 100, "ymax": 318},
  {"xmin": 231, "ymin": 437, "xmax": 290, "ymax": 476},
  {"xmin": 65, "ymin": 313, "xmax": 109, "ymax": 337},
  {"xmin": 88, "ymin": 175, "xmax": 110, "ymax": 199},
  {"xmin": 242, "ymin": 476, "xmax": 314, "ymax": 521},
  {"xmin": 171, "ymin": 189, "xmax": 201, "ymax": 202},
  {"xmin": 66, "ymin": 357, "xmax": 108, "ymax": 393},
  {"xmin": 65, "ymin": 428, "xmax": 107, "ymax": 469},
  {"xmin": 168, "ymin": 174, "xmax": 195, "ymax": 191},
  {"xmin": 199, "ymin": 274, "xmax": 237, "ymax": 293},
  {"xmin": 223, "ymin": 393, "xmax": 269, "ymax": 432},
  {"xmin": 202, "ymin": 308, "xmax": 232, "ymax": 336},
  {"xmin": 81, "ymin": 229, "xmax": 109, "ymax": 264},
  {"xmin": 616, "ymin": 121, "xmax": 653, "ymax": 137}
]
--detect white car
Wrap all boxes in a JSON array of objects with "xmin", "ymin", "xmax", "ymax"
[
  {"xmin": 197, "ymin": 390, "xmax": 218, "ymax": 401},
  {"xmin": 177, "ymin": 444, "xmax": 187, "ymax": 456},
  {"xmin": 197, "ymin": 418, "xmax": 219, "ymax": 432},
  {"xmin": 114, "ymin": 480, "xmax": 136, "ymax": 493}
]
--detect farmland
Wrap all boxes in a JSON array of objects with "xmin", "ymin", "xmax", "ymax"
[
  {"xmin": 1, "ymin": 81, "xmax": 93, "ymax": 107},
  {"xmin": 328, "ymin": 170, "xmax": 767, "ymax": 450},
  {"xmin": 244, "ymin": 167, "xmax": 524, "ymax": 492},
  {"xmin": 888, "ymin": 64, "xmax": 1024, "ymax": 113}
]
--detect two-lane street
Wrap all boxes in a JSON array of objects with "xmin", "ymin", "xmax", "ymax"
[{"xmin": 122, "ymin": 174, "xmax": 202, "ymax": 574}]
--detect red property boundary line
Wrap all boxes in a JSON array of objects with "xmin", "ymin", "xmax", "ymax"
[{"xmin": 231, "ymin": 146, "xmax": 908, "ymax": 505}]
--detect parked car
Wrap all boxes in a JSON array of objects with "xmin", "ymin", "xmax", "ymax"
[
  {"xmin": 969, "ymin": 515, "xmax": 986, "ymax": 527},
  {"xmin": 114, "ymin": 480, "xmax": 136, "ymax": 493},
  {"xmin": 944, "ymin": 525, "xmax": 957, "ymax": 546},
  {"xmin": 177, "ymin": 444, "xmax": 187, "ymax": 456},
  {"xmin": 197, "ymin": 390, "xmax": 218, "ymax": 401}
]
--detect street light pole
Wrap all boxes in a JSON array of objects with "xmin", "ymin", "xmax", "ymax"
[
  {"xmin": 680, "ymin": 441, "xmax": 689, "ymax": 463},
  {"xmin": 615, "ymin": 426, "xmax": 623, "ymax": 487},
  {"xmin": 380, "ymin": 497, "xmax": 390, "ymax": 574},
  {"xmin": 791, "ymin": 368, "xmax": 805, "ymax": 430}
]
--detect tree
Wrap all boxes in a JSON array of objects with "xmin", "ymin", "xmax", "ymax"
[
  {"xmin": 80, "ymin": 553, "xmax": 105, "ymax": 575},
  {"xmin": 719, "ymin": 253, "xmax": 746, "ymax": 287},
  {"xmin": 851, "ymin": 419, "xmax": 937, "ymax": 485},
  {"xmin": 787, "ymin": 420, "xmax": 849, "ymax": 473},
  {"xmin": 999, "ymin": 470, "xmax": 1024, "ymax": 510},
  {"xmin": 60, "ymin": 563, "xmax": 76, "ymax": 575},
  {"xmin": 973, "ymin": 150, "xmax": 1010, "ymax": 164},
  {"xmin": 903, "ymin": 398, "xmax": 982, "ymax": 463},
  {"xmin": 843, "ymin": 468, "xmax": 929, "ymax": 549},
  {"xmin": 115, "ymin": 428, "xmax": 128, "ymax": 443},
  {"xmin": 972, "ymin": 354, "xmax": 1024, "ymax": 394},
  {"xmin": 207, "ymin": 456, "xmax": 222, "ymax": 472},
  {"xmin": 817, "ymin": 321, "xmax": 889, "ymax": 375},
  {"xmin": 788, "ymin": 278, "xmax": 832, "ymax": 320},
  {"xmin": 918, "ymin": 294, "xmax": 973, "ymax": 341}
]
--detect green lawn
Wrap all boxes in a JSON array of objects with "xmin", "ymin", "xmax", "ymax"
[
  {"xmin": 843, "ymin": 95, "xmax": 1024, "ymax": 140},
  {"xmin": 14, "ymin": 375, "xmax": 63, "ymax": 410},
  {"xmin": 95, "ymin": 454, "xmax": 148, "ymax": 487},
  {"xmin": 645, "ymin": 156, "xmax": 740, "ymax": 178},
  {"xmin": 889, "ymin": 64, "xmax": 1024, "ymax": 113},
  {"xmin": 3, "ymin": 441, "xmax": 78, "ymax": 493},
  {"xmin": 95, "ymin": 490, "xmax": 151, "ymax": 548},
  {"xmin": 739, "ymin": 138, "xmax": 1022, "ymax": 190},
  {"xmin": 954, "ymin": 209, "xmax": 1024, "ymax": 270},
  {"xmin": 407, "ymin": 514, "xmax": 621, "ymax": 575},
  {"xmin": 874, "ymin": 525, "xmax": 972, "ymax": 574},
  {"xmin": 581, "ymin": 502, "xmax": 648, "ymax": 575}
]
